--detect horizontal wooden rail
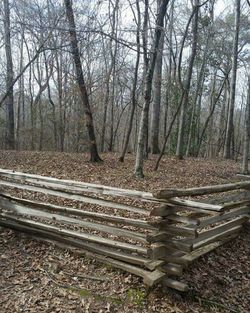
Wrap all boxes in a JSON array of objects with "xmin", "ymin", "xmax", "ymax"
[
  {"xmin": 0, "ymin": 214, "xmax": 148, "ymax": 254},
  {"xmin": 150, "ymin": 204, "xmax": 218, "ymax": 216},
  {"xmin": 199, "ymin": 206, "xmax": 250, "ymax": 228},
  {"xmin": 0, "ymin": 194, "xmax": 156, "ymax": 230},
  {"xmin": 0, "ymin": 198, "xmax": 148, "ymax": 243},
  {"xmin": 154, "ymin": 181, "xmax": 250, "ymax": 199},
  {"xmin": 191, "ymin": 225, "xmax": 242, "ymax": 250},
  {"xmin": 0, "ymin": 180, "xmax": 149, "ymax": 215},
  {"xmin": 0, "ymin": 218, "xmax": 153, "ymax": 267},
  {"xmin": 0, "ymin": 169, "xmax": 156, "ymax": 202}
]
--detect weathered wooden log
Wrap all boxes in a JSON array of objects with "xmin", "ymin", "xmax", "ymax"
[
  {"xmin": 189, "ymin": 225, "xmax": 242, "ymax": 250},
  {"xmin": 150, "ymin": 205, "xmax": 202, "ymax": 225},
  {"xmin": 0, "ymin": 197, "xmax": 148, "ymax": 243},
  {"xmin": 198, "ymin": 206, "xmax": 250, "ymax": 228},
  {"xmin": 221, "ymin": 199, "xmax": 250, "ymax": 210},
  {"xmin": 197, "ymin": 216, "xmax": 247, "ymax": 239},
  {"xmin": 157, "ymin": 224, "xmax": 198, "ymax": 238},
  {"xmin": 164, "ymin": 214, "xmax": 200, "ymax": 225},
  {"xmin": 162, "ymin": 255, "xmax": 189, "ymax": 266},
  {"xmin": 150, "ymin": 204, "xmax": 216, "ymax": 216},
  {"xmin": 147, "ymin": 243, "xmax": 168, "ymax": 259},
  {"xmin": 30, "ymin": 235, "xmax": 166, "ymax": 287},
  {"xmin": 165, "ymin": 198, "xmax": 222, "ymax": 212},
  {"xmin": 0, "ymin": 180, "xmax": 149, "ymax": 215},
  {"xmin": 160, "ymin": 263, "xmax": 183, "ymax": 276},
  {"xmin": 162, "ymin": 278, "xmax": 189, "ymax": 292},
  {"xmin": 161, "ymin": 229, "xmax": 240, "ymax": 266},
  {"xmin": 0, "ymin": 217, "xmax": 183, "ymax": 275},
  {"xmin": 1, "ymin": 194, "xmax": 155, "ymax": 230},
  {"xmin": 147, "ymin": 236, "xmax": 192, "ymax": 253},
  {"xmin": 147, "ymin": 243, "xmax": 187, "ymax": 263},
  {"xmin": 182, "ymin": 232, "xmax": 240, "ymax": 264},
  {"xmin": 0, "ymin": 213, "xmax": 148, "ymax": 254},
  {"xmin": 154, "ymin": 181, "xmax": 250, "ymax": 199},
  {"xmin": 150, "ymin": 205, "xmax": 180, "ymax": 217},
  {"xmin": 236, "ymin": 174, "xmax": 250, "ymax": 180},
  {"xmin": 144, "ymin": 260, "xmax": 165, "ymax": 271},
  {"xmin": 146, "ymin": 228, "xmax": 197, "ymax": 243},
  {"xmin": 0, "ymin": 169, "xmax": 156, "ymax": 202},
  {"xmin": 163, "ymin": 240, "xmax": 192, "ymax": 253},
  {"xmin": 0, "ymin": 218, "xmax": 161, "ymax": 271},
  {"xmin": 146, "ymin": 231, "xmax": 172, "ymax": 243}
]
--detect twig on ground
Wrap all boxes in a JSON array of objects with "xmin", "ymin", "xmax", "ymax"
[{"xmin": 63, "ymin": 271, "xmax": 107, "ymax": 282}]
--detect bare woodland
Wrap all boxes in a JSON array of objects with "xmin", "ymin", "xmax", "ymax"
[{"xmin": 0, "ymin": 0, "xmax": 250, "ymax": 177}]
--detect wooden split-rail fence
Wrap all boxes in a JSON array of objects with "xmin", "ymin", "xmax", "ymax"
[{"xmin": 0, "ymin": 168, "xmax": 249, "ymax": 292}]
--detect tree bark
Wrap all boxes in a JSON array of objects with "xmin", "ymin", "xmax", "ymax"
[
  {"xmin": 100, "ymin": 1, "xmax": 119, "ymax": 152},
  {"xmin": 242, "ymin": 77, "xmax": 250, "ymax": 174},
  {"xmin": 16, "ymin": 28, "xmax": 25, "ymax": 150},
  {"xmin": 196, "ymin": 73, "xmax": 228, "ymax": 156},
  {"xmin": 119, "ymin": 0, "xmax": 141, "ymax": 162},
  {"xmin": 150, "ymin": 0, "xmax": 165, "ymax": 154},
  {"xmin": 3, "ymin": 0, "xmax": 15, "ymax": 149},
  {"xmin": 142, "ymin": 0, "xmax": 149, "ymax": 159},
  {"xmin": 134, "ymin": 0, "xmax": 170, "ymax": 177},
  {"xmin": 64, "ymin": 0, "xmax": 102, "ymax": 162},
  {"xmin": 176, "ymin": 0, "xmax": 199, "ymax": 159},
  {"xmin": 223, "ymin": 0, "xmax": 241, "ymax": 159}
]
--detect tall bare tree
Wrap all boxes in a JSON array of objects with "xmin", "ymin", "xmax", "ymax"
[
  {"xmin": 176, "ymin": 0, "xmax": 199, "ymax": 159},
  {"xmin": 3, "ymin": 0, "xmax": 14, "ymax": 149},
  {"xmin": 150, "ymin": 0, "xmax": 164, "ymax": 154},
  {"xmin": 119, "ymin": 0, "xmax": 141, "ymax": 162},
  {"xmin": 64, "ymin": 0, "xmax": 102, "ymax": 162},
  {"xmin": 134, "ymin": 0, "xmax": 170, "ymax": 177},
  {"xmin": 242, "ymin": 76, "xmax": 250, "ymax": 174},
  {"xmin": 224, "ymin": 0, "xmax": 241, "ymax": 159}
]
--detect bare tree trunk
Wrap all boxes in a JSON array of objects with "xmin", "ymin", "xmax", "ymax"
[
  {"xmin": 154, "ymin": 92, "xmax": 184, "ymax": 171},
  {"xmin": 44, "ymin": 52, "xmax": 58, "ymax": 150},
  {"xmin": 186, "ymin": 0, "xmax": 215, "ymax": 157},
  {"xmin": 150, "ymin": 0, "xmax": 164, "ymax": 154},
  {"xmin": 151, "ymin": 44, "xmax": 163, "ymax": 153},
  {"xmin": 55, "ymin": 51, "xmax": 65, "ymax": 152},
  {"xmin": 224, "ymin": 0, "xmax": 240, "ymax": 159},
  {"xmin": 25, "ymin": 41, "xmax": 35, "ymax": 150},
  {"xmin": 64, "ymin": 0, "xmax": 102, "ymax": 162},
  {"xmin": 100, "ymin": 58, "xmax": 111, "ymax": 152},
  {"xmin": 242, "ymin": 77, "xmax": 250, "ymax": 174},
  {"xmin": 16, "ymin": 28, "xmax": 24, "ymax": 150},
  {"xmin": 119, "ymin": 0, "xmax": 141, "ymax": 162},
  {"xmin": 100, "ymin": 1, "xmax": 119, "ymax": 152},
  {"xmin": 235, "ymin": 94, "xmax": 244, "ymax": 161},
  {"xmin": 142, "ymin": 0, "xmax": 149, "ymax": 159},
  {"xmin": 185, "ymin": 38, "xmax": 209, "ymax": 156},
  {"xmin": 217, "ymin": 80, "xmax": 229, "ymax": 156},
  {"xmin": 3, "ymin": 0, "xmax": 15, "ymax": 149},
  {"xmin": 134, "ymin": 0, "xmax": 170, "ymax": 177},
  {"xmin": 38, "ymin": 98, "xmax": 44, "ymax": 151},
  {"xmin": 176, "ymin": 0, "xmax": 199, "ymax": 159},
  {"xmin": 108, "ymin": 70, "xmax": 115, "ymax": 152},
  {"xmin": 142, "ymin": 0, "xmax": 149, "ymax": 73},
  {"xmin": 196, "ymin": 73, "xmax": 227, "ymax": 156},
  {"xmin": 164, "ymin": 0, "xmax": 175, "ymax": 140}
]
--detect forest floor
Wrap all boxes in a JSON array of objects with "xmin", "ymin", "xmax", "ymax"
[{"xmin": 0, "ymin": 151, "xmax": 249, "ymax": 313}]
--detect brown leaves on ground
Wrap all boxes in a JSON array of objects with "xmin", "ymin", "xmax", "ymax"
[{"xmin": 0, "ymin": 151, "xmax": 249, "ymax": 313}]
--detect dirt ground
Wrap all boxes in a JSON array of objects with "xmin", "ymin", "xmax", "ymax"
[{"xmin": 0, "ymin": 151, "xmax": 249, "ymax": 313}]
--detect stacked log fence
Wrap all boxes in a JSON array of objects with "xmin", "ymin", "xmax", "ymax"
[{"xmin": 0, "ymin": 169, "xmax": 249, "ymax": 292}]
